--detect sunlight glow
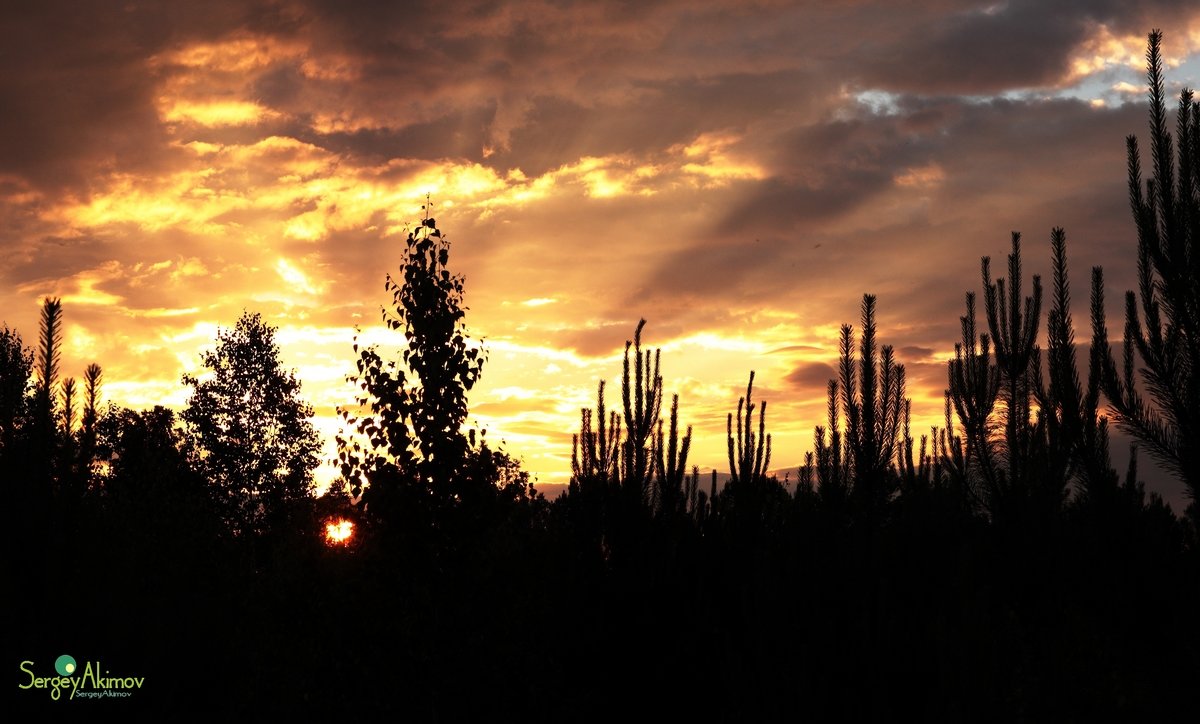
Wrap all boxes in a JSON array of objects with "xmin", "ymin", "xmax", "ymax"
[
  {"xmin": 160, "ymin": 99, "xmax": 279, "ymax": 127},
  {"xmin": 325, "ymin": 518, "xmax": 354, "ymax": 545},
  {"xmin": 894, "ymin": 163, "xmax": 946, "ymax": 188},
  {"xmin": 675, "ymin": 132, "xmax": 765, "ymax": 184},
  {"xmin": 155, "ymin": 35, "xmax": 305, "ymax": 73}
]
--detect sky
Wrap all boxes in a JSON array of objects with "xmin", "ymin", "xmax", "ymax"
[{"xmin": 2, "ymin": 0, "xmax": 1198, "ymax": 506}]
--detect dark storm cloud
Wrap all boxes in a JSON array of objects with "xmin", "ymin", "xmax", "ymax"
[
  {"xmin": 299, "ymin": 108, "xmax": 497, "ymax": 164},
  {"xmin": 853, "ymin": 0, "xmax": 1199, "ymax": 93},
  {"xmin": 490, "ymin": 69, "xmax": 836, "ymax": 177},
  {"xmin": 0, "ymin": 1, "xmax": 303, "ymax": 191},
  {"xmin": 857, "ymin": 2, "xmax": 1087, "ymax": 93},
  {"xmin": 625, "ymin": 89, "xmax": 1157, "ymax": 333},
  {"xmin": 0, "ymin": 232, "xmax": 120, "ymax": 289},
  {"xmin": 3, "ymin": 0, "xmax": 1193, "ymax": 197}
]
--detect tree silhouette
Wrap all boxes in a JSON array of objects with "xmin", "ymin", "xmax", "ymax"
[
  {"xmin": 182, "ymin": 310, "xmax": 321, "ymax": 537},
  {"xmin": 982, "ymin": 233, "xmax": 1043, "ymax": 502},
  {"xmin": 339, "ymin": 208, "xmax": 533, "ymax": 534},
  {"xmin": 563, "ymin": 320, "xmax": 699, "ymax": 562},
  {"xmin": 0, "ymin": 325, "xmax": 32, "ymax": 456},
  {"xmin": 35, "ymin": 297, "xmax": 62, "ymax": 426},
  {"xmin": 23, "ymin": 297, "xmax": 65, "ymax": 492},
  {"xmin": 719, "ymin": 369, "xmax": 790, "ymax": 532},
  {"xmin": 842, "ymin": 294, "xmax": 907, "ymax": 509},
  {"xmin": 79, "ymin": 363, "xmax": 102, "ymax": 480},
  {"xmin": 727, "ymin": 370, "xmax": 771, "ymax": 487},
  {"xmin": 60, "ymin": 377, "xmax": 76, "ymax": 435},
  {"xmin": 652, "ymin": 391, "xmax": 695, "ymax": 522},
  {"xmin": 1033, "ymin": 228, "xmax": 1132, "ymax": 509},
  {"xmin": 810, "ymin": 294, "xmax": 907, "ymax": 512},
  {"xmin": 97, "ymin": 405, "xmax": 210, "ymax": 516},
  {"xmin": 571, "ymin": 379, "xmax": 621, "ymax": 489},
  {"xmin": 946, "ymin": 290, "xmax": 1001, "ymax": 506},
  {"xmin": 810, "ymin": 378, "xmax": 851, "ymax": 506},
  {"xmin": 1092, "ymin": 29, "xmax": 1200, "ymax": 526},
  {"xmin": 620, "ymin": 319, "xmax": 663, "ymax": 497}
]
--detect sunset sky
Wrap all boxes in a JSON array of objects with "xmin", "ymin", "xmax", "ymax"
[{"xmin": 3, "ymin": 1, "xmax": 1199, "ymax": 505}]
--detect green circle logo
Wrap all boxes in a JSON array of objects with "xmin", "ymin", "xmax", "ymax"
[{"xmin": 55, "ymin": 655, "xmax": 76, "ymax": 677}]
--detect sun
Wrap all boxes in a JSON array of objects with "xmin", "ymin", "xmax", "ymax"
[{"xmin": 324, "ymin": 518, "xmax": 354, "ymax": 545}]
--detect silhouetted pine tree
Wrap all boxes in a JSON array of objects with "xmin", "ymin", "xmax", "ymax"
[
  {"xmin": 27, "ymin": 297, "xmax": 64, "ymax": 492},
  {"xmin": 571, "ymin": 380, "xmax": 621, "ymax": 488},
  {"xmin": 945, "ymin": 292, "xmax": 1001, "ymax": 510},
  {"xmin": 564, "ymin": 320, "xmax": 692, "ymax": 559},
  {"xmin": 60, "ymin": 377, "xmax": 76, "ymax": 436},
  {"xmin": 981, "ymin": 233, "xmax": 1045, "ymax": 511},
  {"xmin": 726, "ymin": 371, "xmax": 770, "ymax": 484},
  {"xmin": 79, "ymin": 363, "xmax": 102, "ymax": 484},
  {"xmin": 934, "ymin": 391, "xmax": 972, "ymax": 502},
  {"xmin": 58, "ymin": 376, "xmax": 86, "ymax": 496},
  {"xmin": 719, "ymin": 370, "xmax": 791, "ymax": 533},
  {"xmin": 897, "ymin": 399, "xmax": 935, "ymax": 494},
  {"xmin": 844, "ymin": 295, "xmax": 906, "ymax": 509},
  {"xmin": 35, "ymin": 298, "xmax": 62, "ymax": 425},
  {"xmin": 810, "ymin": 379, "xmax": 851, "ymax": 507},
  {"xmin": 811, "ymin": 294, "xmax": 908, "ymax": 513},
  {"xmin": 1031, "ymin": 228, "xmax": 1133, "ymax": 510},
  {"xmin": 620, "ymin": 319, "xmax": 662, "ymax": 502},
  {"xmin": 1092, "ymin": 29, "xmax": 1200, "ymax": 526},
  {"xmin": 652, "ymin": 392, "xmax": 695, "ymax": 522}
]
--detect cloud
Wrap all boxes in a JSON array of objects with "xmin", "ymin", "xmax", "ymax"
[
  {"xmin": 784, "ymin": 362, "xmax": 837, "ymax": 395},
  {"xmin": 2, "ymin": 0, "xmax": 1198, "ymax": 496}
]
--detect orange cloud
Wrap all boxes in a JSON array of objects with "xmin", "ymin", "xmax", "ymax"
[
  {"xmin": 4, "ymin": 0, "xmax": 1196, "ymax": 504},
  {"xmin": 1068, "ymin": 22, "xmax": 1200, "ymax": 82}
]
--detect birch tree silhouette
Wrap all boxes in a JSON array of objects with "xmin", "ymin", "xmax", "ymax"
[{"xmin": 182, "ymin": 311, "xmax": 321, "ymax": 537}]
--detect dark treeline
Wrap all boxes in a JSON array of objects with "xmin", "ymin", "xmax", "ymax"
[{"xmin": 7, "ymin": 31, "xmax": 1199, "ymax": 720}]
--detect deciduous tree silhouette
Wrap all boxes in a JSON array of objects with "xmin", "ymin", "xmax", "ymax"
[
  {"xmin": 0, "ymin": 324, "xmax": 32, "ymax": 457},
  {"xmin": 182, "ymin": 310, "xmax": 321, "ymax": 537},
  {"xmin": 339, "ymin": 208, "xmax": 534, "ymax": 535},
  {"xmin": 97, "ymin": 405, "xmax": 210, "ymax": 516}
]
